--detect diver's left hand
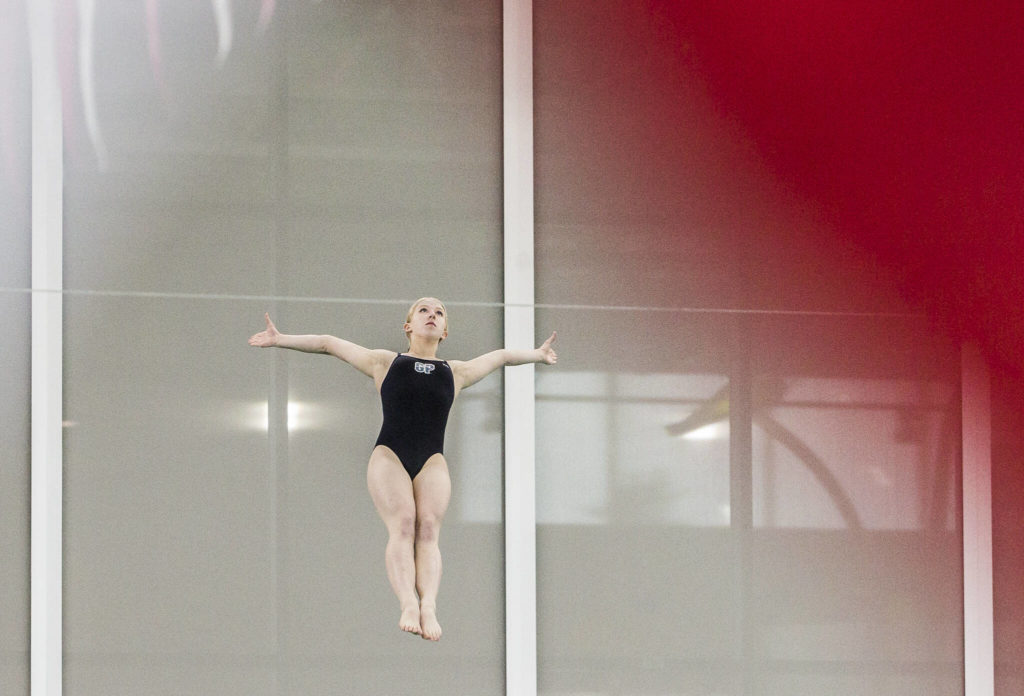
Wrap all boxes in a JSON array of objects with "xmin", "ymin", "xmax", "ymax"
[{"xmin": 537, "ymin": 331, "xmax": 558, "ymax": 365}]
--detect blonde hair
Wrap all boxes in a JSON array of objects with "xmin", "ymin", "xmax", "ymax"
[{"xmin": 404, "ymin": 297, "xmax": 448, "ymax": 344}]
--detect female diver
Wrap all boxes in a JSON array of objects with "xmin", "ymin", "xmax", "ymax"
[{"xmin": 248, "ymin": 298, "xmax": 557, "ymax": 641}]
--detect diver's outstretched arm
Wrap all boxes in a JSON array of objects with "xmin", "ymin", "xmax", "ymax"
[
  {"xmin": 450, "ymin": 331, "xmax": 557, "ymax": 392},
  {"xmin": 248, "ymin": 312, "xmax": 392, "ymax": 378}
]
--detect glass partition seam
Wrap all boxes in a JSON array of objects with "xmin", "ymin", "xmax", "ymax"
[
  {"xmin": 28, "ymin": 0, "xmax": 63, "ymax": 694},
  {"xmin": 0, "ymin": 287, "xmax": 930, "ymax": 319},
  {"xmin": 503, "ymin": 0, "xmax": 536, "ymax": 694}
]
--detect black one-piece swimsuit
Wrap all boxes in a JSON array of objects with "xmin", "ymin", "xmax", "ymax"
[{"xmin": 374, "ymin": 354, "xmax": 455, "ymax": 479}]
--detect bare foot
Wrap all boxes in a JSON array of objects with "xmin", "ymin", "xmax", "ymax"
[
  {"xmin": 399, "ymin": 605, "xmax": 421, "ymax": 636},
  {"xmin": 419, "ymin": 604, "xmax": 442, "ymax": 641}
]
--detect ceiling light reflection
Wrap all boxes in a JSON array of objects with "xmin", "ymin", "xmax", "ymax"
[
  {"xmin": 681, "ymin": 422, "xmax": 729, "ymax": 440},
  {"xmin": 244, "ymin": 400, "xmax": 325, "ymax": 432}
]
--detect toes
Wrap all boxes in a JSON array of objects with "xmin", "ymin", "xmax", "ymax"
[
  {"xmin": 400, "ymin": 609, "xmax": 422, "ymax": 635},
  {"xmin": 419, "ymin": 618, "xmax": 442, "ymax": 641}
]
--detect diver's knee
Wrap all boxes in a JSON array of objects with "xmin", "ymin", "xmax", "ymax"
[
  {"xmin": 390, "ymin": 513, "xmax": 416, "ymax": 540},
  {"xmin": 415, "ymin": 513, "xmax": 441, "ymax": 543}
]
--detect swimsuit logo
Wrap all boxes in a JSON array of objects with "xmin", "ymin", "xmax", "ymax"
[{"xmin": 414, "ymin": 361, "xmax": 435, "ymax": 374}]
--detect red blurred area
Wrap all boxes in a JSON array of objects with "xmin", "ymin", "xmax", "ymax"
[{"xmin": 645, "ymin": 0, "xmax": 1024, "ymax": 372}]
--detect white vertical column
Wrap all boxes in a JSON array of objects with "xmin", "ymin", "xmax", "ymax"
[
  {"xmin": 29, "ymin": 0, "xmax": 64, "ymax": 695},
  {"xmin": 962, "ymin": 341, "xmax": 994, "ymax": 696},
  {"xmin": 503, "ymin": 1, "xmax": 536, "ymax": 695}
]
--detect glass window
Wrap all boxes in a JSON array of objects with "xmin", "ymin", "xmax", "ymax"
[
  {"xmin": 62, "ymin": 2, "xmax": 505, "ymax": 693},
  {"xmin": 534, "ymin": 3, "xmax": 964, "ymax": 693}
]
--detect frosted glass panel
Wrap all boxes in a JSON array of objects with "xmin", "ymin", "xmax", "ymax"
[
  {"xmin": 748, "ymin": 316, "xmax": 962, "ymax": 695},
  {"xmin": 63, "ymin": 0, "xmax": 502, "ymax": 301},
  {"xmin": 993, "ymin": 372, "xmax": 1024, "ymax": 696},
  {"xmin": 534, "ymin": 310, "xmax": 962, "ymax": 695},
  {"xmin": 536, "ymin": 309, "xmax": 739, "ymax": 695},
  {"xmin": 0, "ymin": 0, "xmax": 31, "ymax": 692},
  {"xmin": 0, "ymin": 291, "xmax": 30, "ymax": 696},
  {"xmin": 534, "ymin": 2, "xmax": 964, "ymax": 693},
  {"xmin": 64, "ymin": 297, "xmax": 504, "ymax": 693},
  {"xmin": 61, "ymin": 1, "xmax": 504, "ymax": 693}
]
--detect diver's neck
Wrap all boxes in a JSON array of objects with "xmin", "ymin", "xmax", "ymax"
[{"xmin": 405, "ymin": 336, "xmax": 440, "ymax": 360}]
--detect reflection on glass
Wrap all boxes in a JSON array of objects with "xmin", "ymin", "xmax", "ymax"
[
  {"xmin": 744, "ymin": 320, "xmax": 963, "ymax": 696},
  {"xmin": 753, "ymin": 376, "xmax": 959, "ymax": 531},
  {"xmin": 536, "ymin": 311, "xmax": 738, "ymax": 695},
  {"xmin": 534, "ymin": 310, "xmax": 963, "ymax": 695},
  {"xmin": 538, "ymin": 371, "xmax": 730, "ymax": 527}
]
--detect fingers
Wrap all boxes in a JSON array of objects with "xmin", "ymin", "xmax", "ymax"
[
  {"xmin": 538, "ymin": 331, "xmax": 558, "ymax": 364},
  {"xmin": 248, "ymin": 312, "xmax": 275, "ymax": 347}
]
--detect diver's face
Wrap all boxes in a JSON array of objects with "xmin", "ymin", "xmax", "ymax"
[{"xmin": 405, "ymin": 300, "xmax": 447, "ymax": 341}]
